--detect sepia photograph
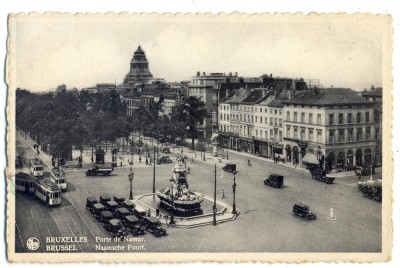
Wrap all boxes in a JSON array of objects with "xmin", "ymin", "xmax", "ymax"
[{"xmin": 6, "ymin": 12, "xmax": 392, "ymax": 262}]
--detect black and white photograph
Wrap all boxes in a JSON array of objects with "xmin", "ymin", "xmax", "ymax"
[{"xmin": 6, "ymin": 12, "xmax": 392, "ymax": 262}]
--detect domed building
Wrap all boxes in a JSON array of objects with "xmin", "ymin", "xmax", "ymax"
[{"xmin": 123, "ymin": 45, "xmax": 154, "ymax": 88}]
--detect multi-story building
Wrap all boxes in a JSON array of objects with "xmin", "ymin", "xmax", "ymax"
[
  {"xmin": 188, "ymin": 72, "xmax": 239, "ymax": 138},
  {"xmin": 282, "ymin": 88, "xmax": 377, "ymax": 170}
]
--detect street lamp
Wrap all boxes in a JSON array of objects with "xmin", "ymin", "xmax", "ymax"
[
  {"xmin": 128, "ymin": 164, "xmax": 134, "ymax": 199},
  {"xmin": 226, "ymin": 143, "xmax": 229, "ymax": 160},
  {"xmin": 232, "ymin": 171, "xmax": 237, "ymax": 214},
  {"xmin": 316, "ymin": 146, "xmax": 322, "ymax": 169},
  {"xmin": 169, "ymin": 177, "xmax": 176, "ymax": 225},
  {"xmin": 152, "ymin": 145, "xmax": 156, "ymax": 194},
  {"xmin": 213, "ymin": 164, "xmax": 217, "ymax": 226}
]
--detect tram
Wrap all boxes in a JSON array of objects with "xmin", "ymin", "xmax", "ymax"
[
  {"xmin": 30, "ymin": 158, "xmax": 44, "ymax": 178},
  {"xmin": 15, "ymin": 172, "xmax": 36, "ymax": 194},
  {"xmin": 34, "ymin": 179, "xmax": 61, "ymax": 206},
  {"xmin": 50, "ymin": 169, "xmax": 67, "ymax": 191}
]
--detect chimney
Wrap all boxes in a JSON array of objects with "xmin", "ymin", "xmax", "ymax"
[
  {"xmin": 270, "ymin": 73, "xmax": 273, "ymax": 78},
  {"xmin": 371, "ymin": 85, "xmax": 375, "ymax": 90},
  {"xmin": 203, "ymin": 72, "xmax": 205, "ymax": 76},
  {"xmin": 197, "ymin": 71, "xmax": 200, "ymax": 76},
  {"xmin": 229, "ymin": 72, "xmax": 232, "ymax": 76},
  {"xmin": 235, "ymin": 72, "xmax": 238, "ymax": 76}
]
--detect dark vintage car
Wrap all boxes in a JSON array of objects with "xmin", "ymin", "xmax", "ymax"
[
  {"xmin": 292, "ymin": 203, "xmax": 317, "ymax": 220},
  {"xmin": 161, "ymin": 147, "xmax": 171, "ymax": 154},
  {"xmin": 105, "ymin": 201, "xmax": 120, "ymax": 215},
  {"xmin": 159, "ymin": 155, "xmax": 172, "ymax": 164},
  {"xmin": 86, "ymin": 197, "xmax": 98, "ymax": 212},
  {"xmin": 113, "ymin": 196, "xmax": 126, "ymax": 206},
  {"xmin": 133, "ymin": 205, "xmax": 148, "ymax": 221},
  {"xmin": 116, "ymin": 207, "xmax": 133, "ymax": 219},
  {"xmin": 122, "ymin": 215, "xmax": 146, "ymax": 236},
  {"xmin": 91, "ymin": 203, "xmax": 106, "ymax": 218},
  {"xmin": 99, "ymin": 195, "xmax": 111, "ymax": 205},
  {"xmin": 122, "ymin": 200, "xmax": 135, "ymax": 211},
  {"xmin": 222, "ymin": 163, "xmax": 237, "ymax": 174},
  {"xmin": 105, "ymin": 219, "xmax": 129, "ymax": 238},
  {"xmin": 98, "ymin": 210, "xmax": 114, "ymax": 225},
  {"xmin": 143, "ymin": 217, "xmax": 167, "ymax": 237},
  {"xmin": 264, "ymin": 174, "xmax": 284, "ymax": 188}
]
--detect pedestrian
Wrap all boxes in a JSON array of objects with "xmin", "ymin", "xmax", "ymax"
[
  {"xmin": 156, "ymin": 208, "xmax": 160, "ymax": 218},
  {"xmin": 358, "ymin": 174, "xmax": 362, "ymax": 182},
  {"xmin": 120, "ymin": 161, "xmax": 122, "ymax": 167},
  {"xmin": 150, "ymin": 158, "xmax": 152, "ymax": 165},
  {"xmin": 147, "ymin": 209, "xmax": 151, "ymax": 217},
  {"xmin": 139, "ymin": 156, "xmax": 142, "ymax": 163},
  {"xmin": 221, "ymin": 189, "xmax": 225, "ymax": 199},
  {"xmin": 145, "ymin": 158, "xmax": 148, "ymax": 165},
  {"xmin": 187, "ymin": 167, "xmax": 191, "ymax": 174},
  {"xmin": 247, "ymin": 159, "xmax": 251, "ymax": 167}
]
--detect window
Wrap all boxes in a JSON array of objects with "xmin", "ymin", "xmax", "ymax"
[
  {"xmin": 265, "ymin": 108, "xmax": 267, "ymax": 113},
  {"xmin": 338, "ymin": 129, "xmax": 344, "ymax": 142},
  {"xmin": 294, "ymin": 112, "xmax": 298, "ymax": 122},
  {"xmin": 220, "ymin": 114, "xmax": 223, "ymax": 120},
  {"xmin": 294, "ymin": 128, "xmax": 298, "ymax": 139},
  {"xmin": 255, "ymin": 129, "xmax": 258, "ymax": 137},
  {"xmin": 270, "ymin": 117, "xmax": 273, "ymax": 125},
  {"xmin": 287, "ymin": 111, "xmax": 290, "ymax": 121},
  {"xmin": 357, "ymin": 112, "xmax": 361, "ymax": 123},
  {"xmin": 265, "ymin": 131, "xmax": 268, "ymax": 139},
  {"xmin": 279, "ymin": 119, "xmax": 282, "ymax": 127},
  {"xmin": 365, "ymin": 112, "xmax": 370, "ymax": 123},
  {"xmin": 317, "ymin": 130, "xmax": 322, "ymax": 143},
  {"xmin": 265, "ymin": 117, "xmax": 267, "ymax": 124},
  {"xmin": 309, "ymin": 129, "xmax": 314, "ymax": 141},
  {"xmin": 317, "ymin": 114, "xmax": 322, "ymax": 125},
  {"xmin": 240, "ymin": 114, "xmax": 242, "ymax": 121},
  {"xmin": 270, "ymin": 109, "xmax": 273, "ymax": 113},
  {"xmin": 301, "ymin": 129, "xmax": 306, "ymax": 141},
  {"xmin": 260, "ymin": 117, "xmax": 262, "ymax": 123},
  {"xmin": 339, "ymin": 113, "xmax": 343, "ymax": 124},
  {"xmin": 366, "ymin": 127, "xmax": 371, "ymax": 140},
  {"xmin": 347, "ymin": 113, "xmax": 352, "ymax": 124},
  {"xmin": 309, "ymin": 113, "xmax": 313, "ymax": 124},
  {"xmin": 329, "ymin": 114, "xmax": 334, "ymax": 125},
  {"xmin": 348, "ymin": 129, "xmax": 353, "ymax": 141},
  {"xmin": 301, "ymin": 113, "xmax": 305, "ymax": 123},
  {"xmin": 275, "ymin": 109, "xmax": 277, "ymax": 114},
  {"xmin": 279, "ymin": 131, "xmax": 282, "ymax": 141},
  {"xmin": 255, "ymin": 116, "xmax": 258, "ymax": 123},
  {"xmin": 279, "ymin": 110, "xmax": 282, "ymax": 115},
  {"xmin": 274, "ymin": 118, "xmax": 277, "ymax": 126},
  {"xmin": 255, "ymin": 108, "xmax": 258, "ymax": 112},
  {"xmin": 329, "ymin": 130, "xmax": 335, "ymax": 143},
  {"xmin": 287, "ymin": 126, "xmax": 291, "ymax": 138},
  {"xmin": 357, "ymin": 128, "xmax": 362, "ymax": 141},
  {"xmin": 251, "ymin": 116, "xmax": 253, "ymax": 122},
  {"xmin": 270, "ymin": 129, "xmax": 274, "ymax": 139}
]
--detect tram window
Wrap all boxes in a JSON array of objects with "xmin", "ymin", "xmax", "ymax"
[
  {"xmin": 35, "ymin": 166, "xmax": 44, "ymax": 171},
  {"xmin": 54, "ymin": 192, "xmax": 60, "ymax": 198}
]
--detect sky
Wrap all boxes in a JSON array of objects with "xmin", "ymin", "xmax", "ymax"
[{"xmin": 11, "ymin": 13, "xmax": 388, "ymax": 92}]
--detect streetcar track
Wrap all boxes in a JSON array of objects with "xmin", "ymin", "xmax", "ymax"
[
  {"xmin": 15, "ymin": 223, "xmax": 25, "ymax": 249},
  {"xmin": 29, "ymin": 209, "xmax": 45, "ymax": 253},
  {"xmin": 57, "ymin": 203, "xmax": 84, "ymax": 253}
]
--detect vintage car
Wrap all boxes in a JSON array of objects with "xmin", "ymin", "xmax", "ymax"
[
  {"xmin": 143, "ymin": 217, "xmax": 167, "ymax": 237},
  {"xmin": 122, "ymin": 200, "xmax": 135, "ymax": 211},
  {"xmin": 105, "ymin": 219, "xmax": 129, "ymax": 238},
  {"xmin": 99, "ymin": 195, "xmax": 111, "ymax": 205},
  {"xmin": 222, "ymin": 163, "xmax": 237, "ymax": 174},
  {"xmin": 86, "ymin": 166, "xmax": 113, "ymax": 176},
  {"xmin": 292, "ymin": 203, "xmax": 317, "ymax": 220},
  {"xmin": 161, "ymin": 147, "xmax": 171, "ymax": 154},
  {"xmin": 264, "ymin": 174, "xmax": 284, "ymax": 188},
  {"xmin": 133, "ymin": 205, "xmax": 148, "ymax": 220},
  {"xmin": 91, "ymin": 203, "xmax": 106, "ymax": 218},
  {"xmin": 105, "ymin": 201, "xmax": 120, "ymax": 215},
  {"xmin": 86, "ymin": 197, "xmax": 98, "ymax": 212},
  {"xmin": 116, "ymin": 207, "xmax": 133, "ymax": 219},
  {"xmin": 113, "ymin": 196, "xmax": 126, "ymax": 206},
  {"xmin": 122, "ymin": 215, "xmax": 146, "ymax": 236},
  {"xmin": 98, "ymin": 210, "xmax": 114, "ymax": 225},
  {"xmin": 159, "ymin": 155, "xmax": 172, "ymax": 164},
  {"xmin": 310, "ymin": 168, "xmax": 335, "ymax": 184}
]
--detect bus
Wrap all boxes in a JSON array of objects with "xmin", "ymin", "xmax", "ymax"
[
  {"xmin": 34, "ymin": 179, "xmax": 61, "ymax": 206},
  {"xmin": 50, "ymin": 169, "xmax": 67, "ymax": 191},
  {"xmin": 30, "ymin": 158, "xmax": 44, "ymax": 178},
  {"xmin": 15, "ymin": 172, "xmax": 36, "ymax": 194}
]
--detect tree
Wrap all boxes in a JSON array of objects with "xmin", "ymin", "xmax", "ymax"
[{"xmin": 170, "ymin": 96, "xmax": 207, "ymax": 149}]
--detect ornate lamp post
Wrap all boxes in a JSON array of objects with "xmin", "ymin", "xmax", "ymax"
[
  {"xmin": 226, "ymin": 142, "xmax": 229, "ymax": 160},
  {"xmin": 232, "ymin": 171, "xmax": 237, "ymax": 214},
  {"xmin": 169, "ymin": 177, "xmax": 176, "ymax": 225},
  {"xmin": 128, "ymin": 163, "xmax": 134, "ymax": 199},
  {"xmin": 153, "ymin": 145, "xmax": 156, "ymax": 194},
  {"xmin": 317, "ymin": 146, "xmax": 322, "ymax": 169}
]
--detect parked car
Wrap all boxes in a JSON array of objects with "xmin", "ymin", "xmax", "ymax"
[
  {"xmin": 99, "ymin": 195, "xmax": 111, "ymax": 205},
  {"xmin": 161, "ymin": 147, "xmax": 170, "ymax": 154},
  {"xmin": 122, "ymin": 215, "xmax": 146, "ymax": 236},
  {"xmin": 143, "ymin": 217, "xmax": 167, "ymax": 237},
  {"xmin": 105, "ymin": 219, "xmax": 129, "ymax": 238},
  {"xmin": 86, "ymin": 197, "xmax": 98, "ymax": 213},
  {"xmin": 159, "ymin": 155, "xmax": 172, "ymax": 164},
  {"xmin": 91, "ymin": 203, "xmax": 106, "ymax": 219},
  {"xmin": 115, "ymin": 207, "xmax": 133, "ymax": 219},
  {"xmin": 105, "ymin": 201, "xmax": 120, "ymax": 215},
  {"xmin": 133, "ymin": 205, "xmax": 147, "ymax": 221},
  {"xmin": 113, "ymin": 196, "xmax": 126, "ymax": 206},
  {"xmin": 86, "ymin": 166, "xmax": 113, "ymax": 176},
  {"xmin": 122, "ymin": 200, "xmax": 135, "ymax": 212},
  {"xmin": 222, "ymin": 163, "xmax": 237, "ymax": 174},
  {"xmin": 98, "ymin": 210, "xmax": 114, "ymax": 225},
  {"xmin": 292, "ymin": 203, "xmax": 317, "ymax": 220},
  {"xmin": 264, "ymin": 174, "xmax": 284, "ymax": 188}
]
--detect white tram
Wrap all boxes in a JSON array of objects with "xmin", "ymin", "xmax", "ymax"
[
  {"xmin": 15, "ymin": 172, "xmax": 36, "ymax": 194},
  {"xmin": 50, "ymin": 169, "xmax": 67, "ymax": 191},
  {"xmin": 34, "ymin": 179, "xmax": 61, "ymax": 206},
  {"xmin": 30, "ymin": 158, "xmax": 44, "ymax": 178}
]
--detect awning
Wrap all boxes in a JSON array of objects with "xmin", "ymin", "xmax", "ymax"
[
  {"xmin": 210, "ymin": 133, "xmax": 220, "ymax": 141},
  {"xmin": 302, "ymin": 153, "xmax": 319, "ymax": 165}
]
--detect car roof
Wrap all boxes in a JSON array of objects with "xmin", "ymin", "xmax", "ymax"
[
  {"xmin": 93, "ymin": 203, "xmax": 105, "ymax": 209},
  {"xmin": 125, "ymin": 215, "xmax": 140, "ymax": 222},
  {"xmin": 270, "ymin": 174, "xmax": 283, "ymax": 177},
  {"xmin": 117, "ymin": 207, "xmax": 130, "ymax": 213},
  {"xmin": 100, "ymin": 195, "xmax": 111, "ymax": 200},
  {"xmin": 294, "ymin": 202, "xmax": 309, "ymax": 208},
  {"xmin": 109, "ymin": 219, "xmax": 121, "ymax": 226},
  {"xmin": 146, "ymin": 217, "xmax": 160, "ymax": 224},
  {"xmin": 123, "ymin": 200, "xmax": 135, "ymax": 207},
  {"xmin": 87, "ymin": 197, "xmax": 97, "ymax": 202},
  {"xmin": 114, "ymin": 196, "xmax": 125, "ymax": 200},
  {"xmin": 101, "ymin": 211, "xmax": 113, "ymax": 217},
  {"xmin": 107, "ymin": 201, "xmax": 119, "ymax": 206}
]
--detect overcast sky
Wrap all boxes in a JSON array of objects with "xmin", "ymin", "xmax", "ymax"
[{"xmin": 12, "ymin": 14, "xmax": 386, "ymax": 92}]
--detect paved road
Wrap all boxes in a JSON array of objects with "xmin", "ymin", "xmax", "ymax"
[{"xmin": 14, "ymin": 134, "xmax": 382, "ymax": 253}]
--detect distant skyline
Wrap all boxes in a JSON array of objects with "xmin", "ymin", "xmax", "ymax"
[{"xmin": 12, "ymin": 14, "xmax": 385, "ymax": 92}]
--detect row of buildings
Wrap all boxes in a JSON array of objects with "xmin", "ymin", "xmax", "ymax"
[{"xmin": 73, "ymin": 45, "xmax": 382, "ymax": 170}]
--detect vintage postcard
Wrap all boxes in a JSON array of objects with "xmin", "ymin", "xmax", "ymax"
[{"xmin": 6, "ymin": 13, "xmax": 393, "ymax": 262}]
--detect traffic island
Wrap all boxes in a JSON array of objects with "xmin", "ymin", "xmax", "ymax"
[{"xmin": 131, "ymin": 193, "xmax": 239, "ymax": 228}]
